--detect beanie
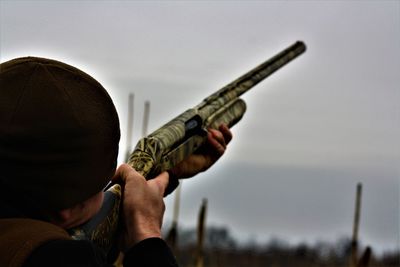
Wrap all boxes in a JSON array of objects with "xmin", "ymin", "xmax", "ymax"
[{"xmin": 0, "ymin": 57, "xmax": 120, "ymax": 213}]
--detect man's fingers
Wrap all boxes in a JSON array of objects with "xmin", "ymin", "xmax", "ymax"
[
  {"xmin": 205, "ymin": 124, "xmax": 233, "ymax": 159},
  {"xmin": 219, "ymin": 124, "xmax": 233, "ymax": 145},
  {"xmin": 150, "ymin": 171, "xmax": 170, "ymax": 196},
  {"xmin": 207, "ymin": 130, "xmax": 226, "ymax": 156},
  {"xmin": 114, "ymin": 164, "xmax": 169, "ymax": 196},
  {"xmin": 111, "ymin": 164, "xmax": 126, "ymax": 183},
  {"xmin": 113, "ymin": 164, "xmax": 130, "ymax": 183},
  {"xmin": 209, "ymin": 128, "xmax": 226, "ymax": 148},
  {"xmin": 113, "ymin": 164, "xmax": 143, "ymax": 184}
]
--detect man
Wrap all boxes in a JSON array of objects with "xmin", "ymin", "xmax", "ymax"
[{"xmin": 0, "ymin": 57, "xmax": 232, "ymax": 266}]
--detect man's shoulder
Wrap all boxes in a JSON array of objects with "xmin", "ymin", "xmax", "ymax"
[{"xmin": 0, "ymin": 218, "xmax": 71, "ymax": 267}]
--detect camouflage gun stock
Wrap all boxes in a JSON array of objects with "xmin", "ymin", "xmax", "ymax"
[{"xmin": 69, "ymin": 41, "xmax": 306, "ymax": 256}]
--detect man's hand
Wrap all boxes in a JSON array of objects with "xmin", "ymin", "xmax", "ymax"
[
  {"xmin": 169, "ymin": 124, "xmax": 233, "ymax": 179},
  {"xmin": 112, "ymin": 164, "xmax": 169, "ymax": 251},
  {"xmin": 110, "ymin": 125, "xmax": 232, "ymax": 250}
]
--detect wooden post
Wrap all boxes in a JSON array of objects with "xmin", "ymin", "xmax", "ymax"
[
  {"xmin": 351, "ymin": 183, "xmax": 362, "ymax": 267},
  {"xmin": 124, "ymin": 93, "xmax": 134, "ymax": 162},
  {"xmin": 142, "ymin": 101, "xmax": 150, "ymax": 137},
  {"xmin": 195, "ymin": 199, "xmax": 207, "ymax": 267},
  {"xmin": 357, "ymin": 246, "xmax": 371, "ymax": 267},
  {"xmin": 166, "ymin": 184, "xmax": 182, "ymax": 252}
]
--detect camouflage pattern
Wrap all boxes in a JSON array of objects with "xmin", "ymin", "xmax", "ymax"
[
  {"xmin": 128, "ymin": 41, "xmax": 306, "ymax": 179},
  {"xmin": 69, "ymin": 184, "xmax": 121, "ymax": 254},
  {"xmin": 70, "ymin": 41, "xmax": 306, "ymax": 256}
]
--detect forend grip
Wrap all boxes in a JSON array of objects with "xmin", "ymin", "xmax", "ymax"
[
  {"xmin": 156, "ymin": 99, "xmax": 247, "ymax": 173},
  {"xmin": 205, "ymin": 98, "xmax": 247, "ymax": 129}
]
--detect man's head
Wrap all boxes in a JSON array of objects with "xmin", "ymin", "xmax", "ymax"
[{"xmin": 0, "ymin": 57, "xmax": 120, "ymax": 217}]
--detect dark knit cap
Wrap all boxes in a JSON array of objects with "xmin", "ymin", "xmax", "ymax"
[{"xmin": 0, "ymin": 57, "xmax": 120, "ymax": 213}]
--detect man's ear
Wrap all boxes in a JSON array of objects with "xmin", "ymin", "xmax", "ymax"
[
  {"xmin": 50, "ymin": 204, "xmax": 84, "ymax": 229},
  {"xmin": 57, "ymin": 208, "xmax": 74, "ymax": 222},
  {"xmin": 49, "ymin": 192, "xmax": 104, "ymax": 229}
]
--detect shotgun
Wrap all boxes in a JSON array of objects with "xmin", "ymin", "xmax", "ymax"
[{"xmin": 69, "ymin": 41, "xmax": 307, "ymax": 256}]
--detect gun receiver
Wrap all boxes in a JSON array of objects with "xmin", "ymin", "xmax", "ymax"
[{"xmin": 69, "ymin": 41, "xmax": 306, "ymax": 255}]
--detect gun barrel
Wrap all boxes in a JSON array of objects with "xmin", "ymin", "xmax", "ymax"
[
  {"xmin": 198, "ymin": 41, "xmax": 306, "ymax": 109},
  {"xmin": 129, "ymin": 41, "xmax": 306, "ymax": 178}
]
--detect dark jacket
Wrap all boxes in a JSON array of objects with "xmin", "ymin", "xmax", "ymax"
[
  {"xmin": 24, "ymin": 237, "xmax": 178, "ymax": 267},
  {"xmin": 0, "ymin": 181, "xmax": 179, "ymax": 267},
  {"xmin": 0, "ymin": 215, "xmax": 178, "ymax": 267}
]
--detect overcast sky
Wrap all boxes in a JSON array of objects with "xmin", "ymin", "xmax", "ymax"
[{"xmin": 1, "ymin": 1, "xmax": 398, "ymax": 253}]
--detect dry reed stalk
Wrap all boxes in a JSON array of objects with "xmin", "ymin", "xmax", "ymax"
[
  {"xmin": 357, "ymin": 246, "xmax": 371, "ymax": 267},
  {"xmin": 350, "ymin": 183, "xmax": 362, "ymax": 267},
  {"xmin": 166, "ymin": 184, "xmax": 182, "ymax": 252},
  {"xmin": 195, "ymin": 199, "xmax": 207, "ymax": 267},
  {"xmin": 142, "ymin": 101, "xmax": 150, "ymax": 137},
  {"xmin": 124, "ymin": 93, "xmax": 134, "ymax": 162}
]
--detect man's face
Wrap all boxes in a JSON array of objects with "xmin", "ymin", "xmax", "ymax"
[{"xmin": 50, "ymin": 191, "xmax": 105, "ymax": 229}]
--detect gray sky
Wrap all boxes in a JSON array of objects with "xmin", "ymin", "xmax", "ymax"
[{"xmin": 1, "ymin": 1, "xmax": 399, "ymax": 253}]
